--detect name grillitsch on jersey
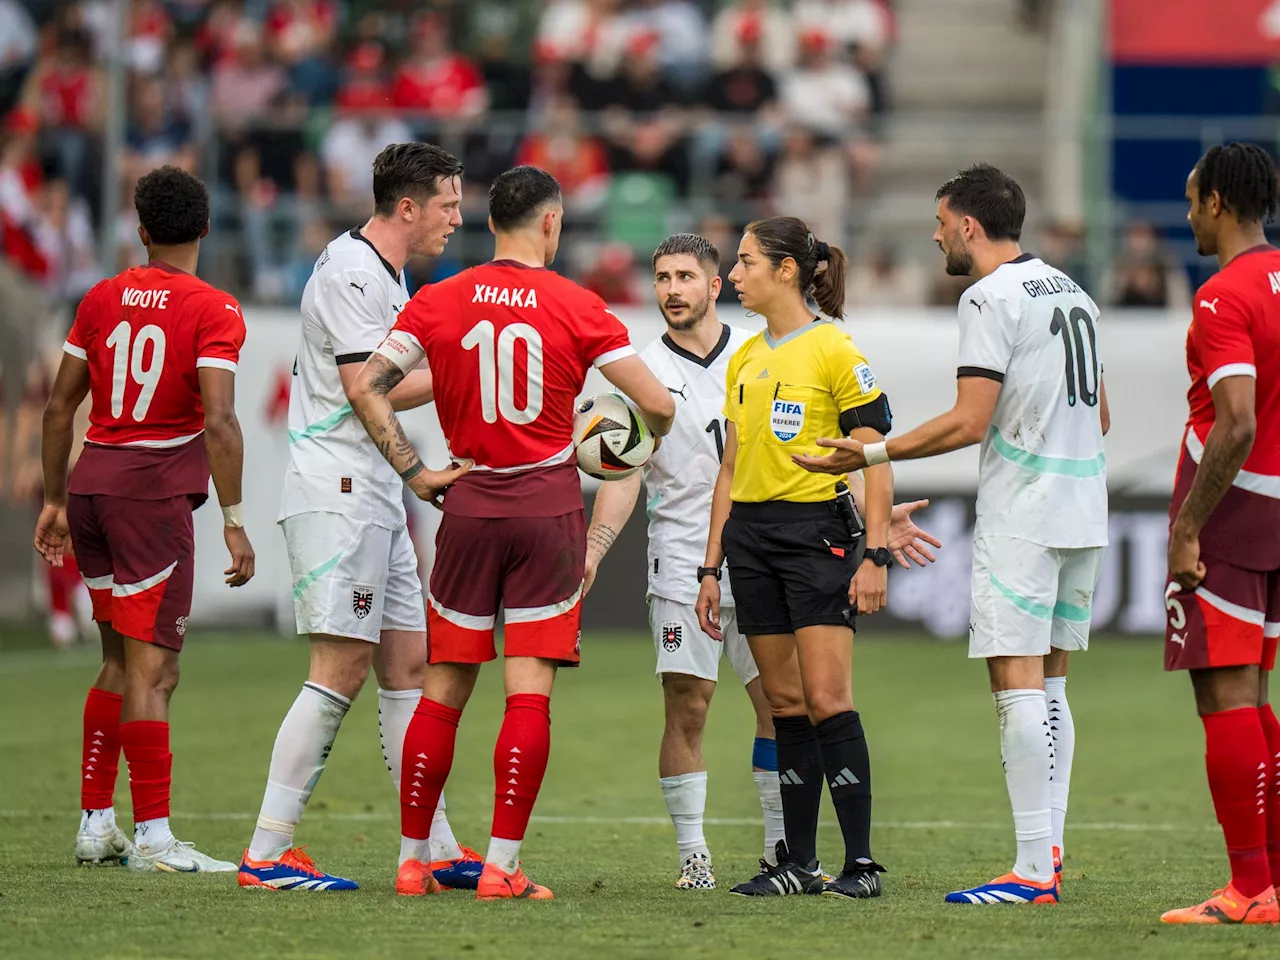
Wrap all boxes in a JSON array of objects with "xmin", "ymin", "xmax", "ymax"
[{"xmin": 471, "ymin": 284, "xmax": 540, "ymax": 308}]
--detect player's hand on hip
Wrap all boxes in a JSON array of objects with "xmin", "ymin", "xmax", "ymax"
[
  {"xmin": 695, "ymin": 578, "xmax": 723, "ymax": 642},
  {"xmin": 582, "ymin": 559, "xmax": 600, "ymax": 597},
  {"xmin": 888, "ymin": 499, "xmax": 942, "ymax": 568},
  {"xmin": 223, "ymin": 526, "xmax": 255, "ymax": 586},
  {"xmin": 792, "ymin": 437, "xmax": 867, "ymax": 474},
  {"xmin": 1167, "ymin": 524, "xmax": 1206, "ymax": 591},
  {"xmin": 33, "ymin": 503, "xmax": 69, "ymax": 567},
  {"xmin": 851, "ymin": 558, "xmax": 887, "ymax": 615},
  {"xmin": 408, "ymin": 459, "xmax": 474, "ymax": 509}
]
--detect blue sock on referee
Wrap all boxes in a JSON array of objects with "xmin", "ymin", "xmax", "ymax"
[
  {"xmin": 772, "ymin": 716, "xmax": 824, "ymax": 867},
  {"xmin": 815, "ymin": 710, "xmax": 878, "ymax": 874}
]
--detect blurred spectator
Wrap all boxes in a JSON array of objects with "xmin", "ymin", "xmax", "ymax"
[
  {"xmin": 695, "ymin": 211, "xmax": 740, "ymax": 303},
  {"xmin": 580, "ymin": 241, "xmax": 642, "ymax": 305},
  {"xmin": 780, "ymin": 28, "xmax": 870, "ymax": 140},
  {"xmin": 773, "ymin": 126, "xmax": 847, "ymax": 252},
  {"xmin": 338, "ymin": 42, "xmax": 391, "ymax": 112},
  {"xmin": 847, "ymin": 244, "xmax": 928, "ymax": 308},
  {"xmin": 464, "ymin": 1, "xmax": 539, "ymax": 112},
  {"xmin": 514, "ymin": 96, "xmax": 610, "ymax": 213},
  {"xmin": 164, "ymin": 40, "xmax": 210, "ymax": 136},
  {"xmin": 705, "ymin": 16, "xmax": 778, "ymax": 117},
  {"xmin": 124, "ymin": 76, "xmax": 196, "ymax": 182},
  {"xmin": 712, "ymin": 126, "xmax": 774, "ymax": 211},
  {"xmin": 623, "ymin": 0, "xmax": 709, "ymax": 93},
  {"xmin": 390, "ymin": 15, "xmax": 488, "ymax": 120},
  {"xmin": 1103, "ymin": 220, "xmax": 1191, "ymax": 309},
  {"xmin": 265, "ymin": 0, "xmax": 338, "ymax": 104},
  {"xmin": 321, "ymin": 112, "xmax": 412, "ymax": 215},
  {"xmin": 795, "ymin": 0, "xmax": 892, "ymax": 53},
  {"xmin": 1040, "ymin": 221, "xmax": 1089, "ymax": 289},
  {"xmin": 212, "ymin": 23, "xmax": 287, "ymax": 133},
  {"xmin": 606, "ymin": 112, "xmax": 688, "ymax": 193},
  {"xmin": 126, "ymin": 0, "xmax": 173, "ymax": 75},
  {"xmin": 29, "ymin": 28, "xmax": 101, "ymax": 197},
  {"xmin": 710, "ymin": 0, "xmax": 795, "ymax": 75},
  {"xmin": 0, "ymin": 110, "xmax": 48, "ymax": 281},
  {"xmin": 287, "ymin": 217, "xmax": 334, "ymax": 300},
  {"xmin": 197, "ymin": 0, "xmax": 257, "ymax": 66},
  {"xmin": 610, "ymin": 30, "xmax": 678, "ymax": 114},
  {"xmin": 32, "ymin": 179, "xmax": 101, "ymax": 302},
  {"xmin": 538, "ymin": 0, "xmax": 628, "ymax": 76},
  {"xmin": 0, "ymin": 0, "xmax": 38, "ymax": 115}
]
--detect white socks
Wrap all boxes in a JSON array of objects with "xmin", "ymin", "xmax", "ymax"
[
  {"xmin": 486, "ymin": 836, "xmax": 523, "ymax": 874},
  {"xmin": 79, "ymin": 807, "xmax": 116, "ymax": 834},
  {"xmin": 248, "ymin": 681, "xmax": 349, "ymax": 861},
  {"xmin": 1045, "ymin": 676, "xmax": 1074, "ymax": 861},
  {"xmin": 753, "ymin": 770, "xmax": 785, "ymax": 864},
  {"xmin": 660, "ymin": 771, "xmax": 709, "ymax": 860},
  {"xmin": 135, "ymin": 817, "xmax": 174, "ymax": 850},
  {"xmin": 994, "ymin": 688, "xmax": 1054, "ymax": 883}
]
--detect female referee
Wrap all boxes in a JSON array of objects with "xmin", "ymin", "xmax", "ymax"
[{"xmin": 695, "ymin": 216, "xmax": 894, "ymax": 900}]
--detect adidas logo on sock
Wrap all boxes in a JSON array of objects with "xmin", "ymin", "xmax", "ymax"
[
  {"xmin": 829, "ymin": 767, "xmax": 860, "ymax": 788},
  {"xmin": 779, "ymin": 769, "xmax": 804, "ymax": 785}
]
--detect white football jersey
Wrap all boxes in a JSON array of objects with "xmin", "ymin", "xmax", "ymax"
[
  {"xmin": 640, "ymin": 324, "xmax": 754, "ymax": 604},
  {"xmin": 958, "ymin": 254, "xmax": 1107, "ymax": 548},
  {"xmin": 279, "ymin": 229, "xmax": 411, "ymax": 529}
]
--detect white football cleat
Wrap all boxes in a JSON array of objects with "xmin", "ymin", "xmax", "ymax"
[
  {"xmin": 75, "ymin": 824, "xmax": 132, "ymax": 865},
  {"xmin": 675, "ymin": 851, "xmax": 716, "ymax": 890},
  {"xmin": 127, "ymin": 837, "xmax": 238, "ymax": 873}
]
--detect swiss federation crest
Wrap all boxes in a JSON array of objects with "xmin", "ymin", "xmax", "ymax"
[
  {"xmin": 770, "ymin": 400, "xmax": 805, "ymax": 442},
  {"xmin": 661, "ymin": 622, "xmax": 683, "ymax": 652},
  {"xmin": 352, "ymin": 588, "xmax": 375, "ymax": 619}
]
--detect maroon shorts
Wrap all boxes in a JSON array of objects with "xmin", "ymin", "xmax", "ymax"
[
  {"xmin": 427, "ymin": 510, "xmax": 585, "ymax": 665},
  {"xmin": 67, "ymin": 493, "xmax": 196, "ymax": 651},
  {"xmin": 1164, "ymin": 561, "xmax": 1280, "ymax": 672}
]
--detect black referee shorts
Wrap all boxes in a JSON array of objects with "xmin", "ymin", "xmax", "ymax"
[{"xmin": 722, "ymin": 500, "xmax": 860, "ymax": 636}]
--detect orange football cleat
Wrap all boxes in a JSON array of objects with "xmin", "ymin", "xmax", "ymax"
[
  {"xmin": 395, "ymin": 858, "xmax": 443, "ymax": 897},
  {"xmin": 476, "ymin": 862, "xmax": 554, "ymax": 901},
  {"xmin": 1160, "ymin": 883, "xmax": 1279, "ymax": 924}
]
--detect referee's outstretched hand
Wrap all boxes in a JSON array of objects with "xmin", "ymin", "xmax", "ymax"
[
  {"xmin": 792, "ymin": 437, "xmax": 867, "ymax": 474},
  {"xmin": 695, "ymin": 577, "xmax": 724, "ymax": 642}
]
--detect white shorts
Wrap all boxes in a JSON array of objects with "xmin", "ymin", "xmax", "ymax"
[
  {"xmin": 282, "ymin": 512, "xmax": 426, "ymax": 643},
  {"xmin": 969, "ymin": 535, "xmax": 1104, "ymax": 659},
  {"xmin": 649, "ymin": 596, "xmax": 759, "ymax": 685}
]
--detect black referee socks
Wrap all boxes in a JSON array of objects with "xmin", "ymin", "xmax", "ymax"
[
  {"xmin": 772, "ymin": 714, "xmax": 824, "ymax": 866},
  {"xmin": 815, "ymin": 710, "xmax": 878, "ymax": 873}
]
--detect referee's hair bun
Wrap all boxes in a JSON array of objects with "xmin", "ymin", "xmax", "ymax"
[{"xmin": 814, "ymin": 240, "xmax": 831, "ymax": 262}]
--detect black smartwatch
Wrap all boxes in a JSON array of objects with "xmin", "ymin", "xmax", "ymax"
[
  {"xmin": 696, "ymin": 566, "xmax": 722, "ymax": 582},
  {"xmin": 864, "ymin": 547, "xmax": 893, "ymax": 568}
]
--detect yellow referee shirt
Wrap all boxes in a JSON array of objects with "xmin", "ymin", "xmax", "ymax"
[{"xmin": 724, "ymin": 320, "xmax": 884, "ymax": 503}]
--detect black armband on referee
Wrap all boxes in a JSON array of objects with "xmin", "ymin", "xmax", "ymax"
[{"xmin": 839, "ymin": 393, "xmax": 893, "ymax": 437}]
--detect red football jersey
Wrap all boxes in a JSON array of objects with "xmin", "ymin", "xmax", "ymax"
[
  {"xmin": 65, "ymin": 261, "xmax": 246, "ymax": 448},
  {"xmin": 392, "ymin": 261, "xmax": 632, "ymax": 470},
  {"xmin": 1173, "ymin": 244, "xmax": 1280, "ymax": 567}
]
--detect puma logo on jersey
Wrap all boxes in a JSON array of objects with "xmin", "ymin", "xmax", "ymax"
[
  {"xmin": 471, "ymin": 284, "xmax": 539, "ymax": 308},
  {"xmin": 349, "ymin": 281, "xmax": 368, "ymax": 296},
  {"xmin": 1199, "ymin": 298, "xmax": 1220, "ymax": 314},
  {"xmin": 667, "ymin": 385, "xmax": 687, "ymax": 400},
  {"xmin": 121, "ymin": 287, "xmax": 171, "ymax": 309},
  {"xmin": 968, "ymin": 298, "xmax": 985, "ymax": 313}
]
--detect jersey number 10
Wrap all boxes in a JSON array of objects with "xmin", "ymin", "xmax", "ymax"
[
  {"xmin": 1048, "ymin": 306, "xmax": 1099, "ymax": 407},
  {"xmin": 105, "ymin": 320, "xmax": 166, "ymax": 421},
  {"xmin": 461, "ymin": 320, "xmax": 545, "ymax": 425}
]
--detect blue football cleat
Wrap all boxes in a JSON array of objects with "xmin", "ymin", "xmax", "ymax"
[
  {"xmin": 238, "ymin": 848, "xmax": 359, "ymax": 891},
  {"xmin": 945, "ymin": 871, "xmax": 1059, "ymax": 905},
  {"xmin": 430, "ymin": 847, "xmax": 485, "ymax": 890}
]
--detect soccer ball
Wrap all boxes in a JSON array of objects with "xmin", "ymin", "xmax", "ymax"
[{"xmin": 573, "ymin": 393, "xmax": 655, "ymax": 480}]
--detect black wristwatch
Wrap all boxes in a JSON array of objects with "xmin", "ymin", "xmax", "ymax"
[
  {"xmin": 696, "ymin": 566, "xmax": 722, "ymax": 582},
  {"xmin": 864, "ymin": 547, "xmax": 893, "ymax": 568}
]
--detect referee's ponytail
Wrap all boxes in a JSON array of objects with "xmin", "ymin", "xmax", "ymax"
[{"xmin": 746, "ymin": 216, "xmax": 848, "ymax": 320}]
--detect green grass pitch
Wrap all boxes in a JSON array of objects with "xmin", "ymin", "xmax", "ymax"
[{"xmin": 0, "ymin": 630, "xmax": 1273, "ymax": 959}]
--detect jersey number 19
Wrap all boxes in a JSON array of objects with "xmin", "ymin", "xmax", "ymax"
[{"xmin": 462, "ymin": 320, "xmax": 544, "ymax": 425}]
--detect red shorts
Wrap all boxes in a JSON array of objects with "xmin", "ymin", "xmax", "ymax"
[
  {"xmin": 1164, "ymin": 561, "xmax": 1280, "ymax": 672},
  {"xmin": 427, "ymin": 510, "xmax": 585, "ymax": 666},
  {"xmin": 67, "ymin": 494, "xmax": 196, "ymax": 651}
]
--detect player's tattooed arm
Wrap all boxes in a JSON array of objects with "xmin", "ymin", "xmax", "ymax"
[
  {"xmin": 349, "ymin": 354, "xmax": 424, "ymax": 480},
  {"xmin": 1169, "ymin": 375, "xmax": 1256, "ymax": 589},
  {"xmin": 583, "ymin": 471, "xmax": 641, "ymax": 594}
]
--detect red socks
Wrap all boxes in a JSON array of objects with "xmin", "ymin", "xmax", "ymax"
[
  {"xmin": 81, "ymin": 688, "xmax": 122, "ymax": 810},
  {"xmin": 120, "ymin": 720, "xmax": 171, "ymax": 822},
  {"xmin": 1258, "ymin": 703, "xmax": 1280, "ymax": 888},
  {"xmin": 400, "ymin": 698, "xmax": 461, "ymax": 841},
  {"xmin": 491, "ymin": 694, "xmax": 551, "ymax": 841},
  {"xmin": 1202, "ymin": 707, "xmax": 1272, "ymax": 897}
]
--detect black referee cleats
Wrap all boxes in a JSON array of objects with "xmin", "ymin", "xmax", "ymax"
[
  {"xmin": 822, "ymin": 860, "xmax": 886, "ymax": 900},
  {"xmin": 729, "ymin": 841, "xmax": 825, "ymax": 897}
]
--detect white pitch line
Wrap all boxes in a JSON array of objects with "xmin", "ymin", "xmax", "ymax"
[{"xmin": 0, "ymin": 810, "xmax": 1212, "ymax": 832}]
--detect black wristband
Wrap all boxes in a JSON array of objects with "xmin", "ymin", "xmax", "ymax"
[
  {"xmin": 864, "ymin": 547, "xmax": 893, "ymax": 568},
  {"xmin": 696, "ymin": 566, "xmax": 722, "ymax": 582},
  {"xmin": 399, "ymin": 461, "xmax": 425, "ymax": 481}
]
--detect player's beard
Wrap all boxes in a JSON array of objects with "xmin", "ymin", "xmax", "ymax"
[
  {"xmin": 943, "ymin": 242, "xmax": 974, "ymax": 277},
  {"xmin": 661, "ymin": 295, "xmax": 709, "ymax": 332}
]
